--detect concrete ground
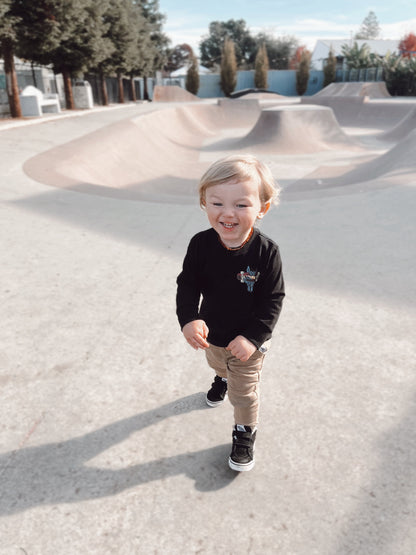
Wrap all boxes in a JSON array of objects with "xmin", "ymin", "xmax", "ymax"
[{"xmin": 0, "ymin": 98, "xmax": 415, "ymax": 555}]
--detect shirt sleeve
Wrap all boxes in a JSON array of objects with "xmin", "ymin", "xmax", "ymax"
[
  {"xmin": 243, "ymin": 245, "xmax": 285, "ymax": 349},
  {"xmin": 176, "ymin": 236, "xmax": 202, "ymax": 329}
]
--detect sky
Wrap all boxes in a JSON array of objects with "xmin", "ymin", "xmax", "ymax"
[{"xmin": 158, "ymin": 0, "xmax": 416, "ymax": 54}]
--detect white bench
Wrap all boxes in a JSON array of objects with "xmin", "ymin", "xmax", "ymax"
[{"xmin": 19, "ymin": 85, "xmax": 61, "ymax": 117}]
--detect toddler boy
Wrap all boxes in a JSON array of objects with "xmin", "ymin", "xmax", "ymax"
[{"xmin": 176, "ymin": 154, "xmax": 284, "ymax": 471}]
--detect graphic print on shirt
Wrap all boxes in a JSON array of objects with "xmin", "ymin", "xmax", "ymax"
[{"xmin": 237, "ymin": 266, "xmax": 260, "ymax": 292}]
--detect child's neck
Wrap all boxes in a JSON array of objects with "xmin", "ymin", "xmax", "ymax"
[{"xmin": 218, "ymin": 227, "xmax": 254, "ymax": 251}]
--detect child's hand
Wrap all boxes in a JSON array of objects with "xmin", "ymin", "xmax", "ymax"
[
  {"xmin": 182, "ymin": 320, "xmax": 210, "ymax": 350},
  {"xmin": 226, "ymin": 336, "xmax": 257, "ymax": 362}
]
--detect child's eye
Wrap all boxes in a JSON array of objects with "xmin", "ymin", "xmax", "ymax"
[
  {"xmin": 236, "ymin": 204, "xmax": 248, "ymax": 208},
  {"xmin": 213, "ymin": 202, "xmax": 223, "ymax": 206}
]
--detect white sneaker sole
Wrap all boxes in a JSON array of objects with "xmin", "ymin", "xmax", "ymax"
[
  {"xmin": 205, "ymin": 392, "xmax": 227, "ymax": 407},
  {"xmin": 228, "ymin": 457, "xmax": 255, "ymax": 472}
]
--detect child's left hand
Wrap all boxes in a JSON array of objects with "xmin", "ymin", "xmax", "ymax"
[{"xmin": 226, "ymin": 335, "xmax": 257, "ymax": 362}]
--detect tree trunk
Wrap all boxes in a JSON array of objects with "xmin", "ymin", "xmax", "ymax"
[
  {"xmin": 129, "ymin": 76, "xmax": 136, "ymax": 102},
  {"xmin": 99, "ymin": 70, "xmax": 108, "ymax": 106},
  {"xmin": 31, "ymin": 62, "xmax": 38, "ymax": 88},
  {"xmin": 62, "ymin": 68, "xmax": 75, "ymax": 109},
  {"xmin": 143, "ymin": 75, "xmax": 149, "ymax": 100},
  {"xmin": 2, "ymin": 38, "xmax": 22, "ymax": 118},
  {"xmin": 117, "ymin": 72, "xmax": 124, "ymax": 103}
]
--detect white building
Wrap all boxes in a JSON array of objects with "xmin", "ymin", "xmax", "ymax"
[
  {"xmin": 163, "ymin": 64, "xmax": 211, "ymax": 89},
  {"xmin": 311, "ymin": 39, "xmax": 399, "ymax": 70}
]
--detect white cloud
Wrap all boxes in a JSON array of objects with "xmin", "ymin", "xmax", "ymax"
[
  {"xmin": 164, "ymin": 27, "xmax": 208, "ymax": 52},
  {"xmin": 379, "ymin": 18, "xmax": 416, "ymax": 39}
]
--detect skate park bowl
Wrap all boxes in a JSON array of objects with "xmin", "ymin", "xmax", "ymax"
[
  {"xmin": 23, "ymin": 84, "xmax": 416, "ymax": 203},
  {"xmin": 3, "ymin": 83, "xmax": 416, "ymax": 554}
]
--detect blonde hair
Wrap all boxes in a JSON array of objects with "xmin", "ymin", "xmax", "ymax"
[{"xmin": 198, "ymin": 154, "xmax": 279, "ymax": 208}]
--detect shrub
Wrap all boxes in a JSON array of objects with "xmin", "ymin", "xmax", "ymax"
[
  {"xmin": 186, "ymin": 54, "xmax": 199, "ymax": 95},
  {"xmin": 296, "ymin": 49, "xmax": 311, "ymax": 95},
  {"xmin": 254, "ymin": 43, "xmax": 269, "ymax": 89},
  {"xmin": 323, "ymin": 48, "xmax": 336, "ymax": 87},
  {"xmin": 220, "ymin": 37, "xmax": 237, "ymax": 96}
]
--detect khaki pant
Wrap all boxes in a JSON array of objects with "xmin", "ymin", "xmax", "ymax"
[{"xmin": 205, "ymin": 344, "xmax": 265, "ymax": 427}]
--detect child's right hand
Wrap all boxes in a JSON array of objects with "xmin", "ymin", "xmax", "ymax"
[{"xmin": 182, "ymin": 320, "xmax": 210, "ymax": 350}]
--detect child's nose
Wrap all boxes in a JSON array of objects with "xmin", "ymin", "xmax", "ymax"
[{"xmin": 222, "ymin": 205, "xmax": 235, "ymax": 216}]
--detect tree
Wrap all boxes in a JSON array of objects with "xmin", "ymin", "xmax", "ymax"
[
  {"xmin": 255, "ymin": 33, "xmax": 299, "ymax": 70},
  {"xmin": 341, "ymin": 42, "xmax": 381, "ymax": 69},
  {"xmin": 0, "ymin": 0, "xmax": 22, "ymax": 117},
  {"xmin": 103, "ymin": 0, "xmax": 139, "ymax": 104},
  {"xmin": 165, "ymin": 43, "xmax": 193, "ymax": 74},
  {"xmin": 323, "ymin": 48, "xmax": 337, "ymax": 87},
  {"xmin": 128, "ymin": 27, "xmax": 158, "ymax": 101},
  {"xmin": 133, "ymin": 0, "xmax": 170, "ymax": 100},
  {"xmin": 382, "ymin": 53, "xmax": 416, "ymax": 96},
  {"xmin": 289, "ymin": 45, "xmax": 307, "ymax": 69},
  {"xmin": 126, "ymin": 11, "xmax": 152, "ymax": 102},
  {"xmin": 254, "ymin": 43, "xmax": 269, "ymax": 89},
  {"xmin": 296, "ymin": 49, "xmax": 311, "ymax": 96},
  {"xmin": 14, "ymin": 0, "xmax": 108, "ymax": 109},
  {"xmin": 200, "ymin": 19, "xmax": 256, "ymax": 69},
  {"xmin": 399, "ymin": 32, "xmax": 416, "ymax": 58},
  {"xmin": 90, "ymin": 0, "xmax": 167, "ymax": 105},
  {"xmin": 85, "ymin": 0, "xmax": 116, "ymax": 105},
  {"xmin": 185, "ymin": 53, "xmax": 199, "ymax": 95},
  {"xmin": 355, "ymin": 11, "xmax": 380, "ymax": 40},
  {"xmin": 220, "ymin": 37, "xmax": 237, "ymax": 97}
]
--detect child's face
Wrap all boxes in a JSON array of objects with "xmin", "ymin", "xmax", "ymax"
[{"xmin": 204, "ymin": 179, "xmax": 270, "ymax": 248}]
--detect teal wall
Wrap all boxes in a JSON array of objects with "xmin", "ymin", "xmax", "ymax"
[{"xmin": 196, "ymin": 70, "xmax": 325, "ymax": 98}]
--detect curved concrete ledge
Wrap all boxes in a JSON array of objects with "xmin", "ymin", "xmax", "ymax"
[
  {"xmin": 236, "ymin": 105, "xmax": 362, "ymax": 153},
  {"xmin": 287, "ymin": 128, "xmax": 416, "ymax": 197},
  {"xmin": 313, "ymin": 81, "xmax": 391, "ymax": 98},
  {"xmin": 378, "ymin": 106, "xmax": 416, "ymax": 141},
  {"xmin": 23, "ymin": 97, "xmax": 416, "ymax": 203},
  {"xmin": 301, "ymin": 95, "xmax": 416, "ymax": 128}
]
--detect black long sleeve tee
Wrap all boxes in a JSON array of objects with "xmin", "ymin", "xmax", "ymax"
[{"xmin": 176, "ymin": 227, "xmax": 285, "ymax": 349}]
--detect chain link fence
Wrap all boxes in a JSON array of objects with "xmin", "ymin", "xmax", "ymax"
[{"xmin": 0, "ymin": 59, "xmax": 154, "ymax": 117}]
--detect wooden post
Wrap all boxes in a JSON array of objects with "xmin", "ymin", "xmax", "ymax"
[
  {"xmin": 62, "ymin": 68, "xmax": 75, "ymax": 109},
  {"xmin": 117, "ymin": 72, "xmax": 124, "ymax": 103},
  {"xmin": 2, "ymin": 38, "xmax": 22, "ymax": 118}
]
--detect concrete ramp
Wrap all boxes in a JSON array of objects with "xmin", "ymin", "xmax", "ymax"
[
  {"xmin": 204, "ymin": 105, "xmax": 362, "ymax": 154},
  {"xmin": 239, "ymin": 92, "xmax": 288, "ymax": 100},
  {"xmin": 361, "ymin": 82, "xmax": 391, "ymax": 97},
  {"xmin": 315, "ymin": 82, "xmax": 364, "ymax": 97},
  {"xmin": 287, "ymin": 127, "xmax": 416, "ymax": 196},
  {"xmin": 240, "ymin": 105, "xmax": 362, "ymax": 152},
  {"xmin": 215, "ymin": 98, "xmax": 261, "ymax": 127},
  {"xmin": 378, "ymin": 106, "xmax": 416, "ymax": 141},
  {"xmin": 301, "ymin": 96, "xmax": 369, "ymax": 126},
  {"xmin": 301, "ymin": 96, "xmax": 416, "ymax": 128},
  {"xmin": 23, "ymin": 108, "xmax": 209, "ymax": 201},
  {"xmin": 153, "ymin": 85, "xmax": 200, "ymax": 102},
  {"xmin": 22, "ymin": 98, "xmax": 416, "ymax": 202},
  {"xmin": 314, "ymin": 82, "xmax": 390, "ymax": 98},
  {"xmin": 23, "ymin": 102, "xmax": 261, "ymax": 203}
]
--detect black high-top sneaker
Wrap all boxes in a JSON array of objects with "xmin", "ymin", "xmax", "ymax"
[
  {"xmin": 206, "ymin": 375, "xmax": 228, "ymax": 407},
  {"xmin": 229, "ymin": 425, "xmax": 256, "ymax": 471}
]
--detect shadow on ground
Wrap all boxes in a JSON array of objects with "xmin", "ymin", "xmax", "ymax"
[
  {"xmin": 0, "ymin": 393, "xmax": 238, "ymax": 516},
  {"xmin": 10, "ymin": 187, "xmax": 199, "ymax": 259}
]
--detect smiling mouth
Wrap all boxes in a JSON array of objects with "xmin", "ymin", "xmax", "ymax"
[{"xmin": 221, "ymin": 222, "xmax": 237, "ymax": 229}]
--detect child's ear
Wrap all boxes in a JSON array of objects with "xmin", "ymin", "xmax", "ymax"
[{"xmin": 257, "ymin": 201, "xmax": 271, "ymax": 219}]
